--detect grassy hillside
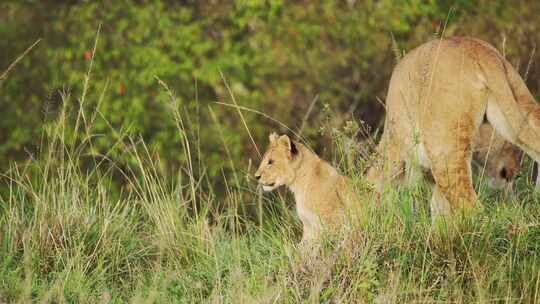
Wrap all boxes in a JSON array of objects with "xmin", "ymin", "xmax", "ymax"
[
  {"xmin": 0, "ymin": 70, "xmax": 539, "ymax": 303},
  {"xmin": 2, "ymin": 2, "xmax": 540, "ymax": 302}
]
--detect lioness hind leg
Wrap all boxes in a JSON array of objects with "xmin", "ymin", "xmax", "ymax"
[
  {"xmin": 428, "ymin": 152, "xmax": 479, "ymax": 214},
  {"xmin": 423, "ymin": 117, "xmax": 482, "ymax": 215},
  {"xmin": 430, "ymin": 184, "xmax": 452, "ymax": 220}
]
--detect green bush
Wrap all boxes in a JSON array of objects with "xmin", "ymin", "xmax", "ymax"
[{"xmin": 1, "ymin": 1, "xmax": 540, "ymax": 188}]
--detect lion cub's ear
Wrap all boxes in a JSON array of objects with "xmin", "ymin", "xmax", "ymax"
[
  {"xmin": 277, "ymin": 135, "xmax": 298, "ymax": 159},
  {"xmin": 269, "ymin": 132, "xmax": 279, "ymax": 144}
]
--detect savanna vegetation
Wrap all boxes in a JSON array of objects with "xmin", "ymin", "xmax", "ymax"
[{"xmin": 1, "ymin": 1, "xmax": 539, "ymax": 302}]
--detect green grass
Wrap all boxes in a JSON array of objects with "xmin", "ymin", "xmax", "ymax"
[
  {"xmin": 1, "ymin": 146, "xmax": 539, "ymax": 303},
  {"xmin": 1, "ymin": 99, "xmax": 539, "ymax": 304},
  {"xmin": 1, "ymin": 64, "xmax": 540, "ymax": 303}
]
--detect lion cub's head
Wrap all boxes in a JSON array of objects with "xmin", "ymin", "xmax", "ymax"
[
  {"xmin": 255, "ymin": 133, "xmax": 299, "ymax": 192},
  {"xmin": 474, "ymin": 123, "xmax": 522, "ymax": 190}
]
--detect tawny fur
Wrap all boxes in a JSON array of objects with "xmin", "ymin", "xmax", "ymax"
[
  {"xmin": 367, "ymin": 37, "xmax": 540, "ymax": 218},
  {"xmin": 255, "ymin": 133, "xmax": 362, "ymax": 242},
  {"xmin": 362, "ymin": 121, "xmax": 522, "ymax": 191},
  {"xmin": 472, "ymin": 122, "xmax": 522, "ymax": 191}
]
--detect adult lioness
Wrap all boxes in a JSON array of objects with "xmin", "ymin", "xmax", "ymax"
[
  {"xmin": 367, "ymin": 37, "xmax": 540, "ymax": 217},
  {"xmin": 255, "ymin": 133, "xmax": 362, "ymax": 242}
]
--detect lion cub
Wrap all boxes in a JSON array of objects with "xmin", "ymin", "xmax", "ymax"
[{"xmin": 255, "ymin": 133, "xmax": 361, "ymax": 242}]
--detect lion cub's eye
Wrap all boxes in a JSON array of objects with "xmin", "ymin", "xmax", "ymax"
[{"xmin": 268, "ymin": 159, "xmax": 273, "ymax": 165}]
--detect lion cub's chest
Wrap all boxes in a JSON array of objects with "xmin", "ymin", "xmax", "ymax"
[
  {"xmin": 291, "ymin": 161, "xmax": 347, "ymax": 231},
  {"xmin": 293, "ymin": 192, "xmax": 322, "ymax": 229}
]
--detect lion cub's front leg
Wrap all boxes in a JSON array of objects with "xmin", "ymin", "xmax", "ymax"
[
  {"xmin": 536, "ymin": 164, "xmax": 540, "ymax": 191},
  {"xmin": 295, "ymin": 198, "xmax": 323, "ymax": 240},
  {"xmin": 301, "ymin": 224, "xmax": 316, "ymax": 244},
  {"xmin": 298, "ymin": 221, "xmax": 324, "ymax": 258}
]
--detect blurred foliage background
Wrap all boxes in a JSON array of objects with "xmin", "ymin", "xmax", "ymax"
[{"xmin": 1, "ymin": 0, "xmax": 540, "ymax": 190}]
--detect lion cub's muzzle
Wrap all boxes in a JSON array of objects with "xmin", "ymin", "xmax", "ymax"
[{"xmin": 254, "ymin": 173, "xmax": 277, "ymax": 192}]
